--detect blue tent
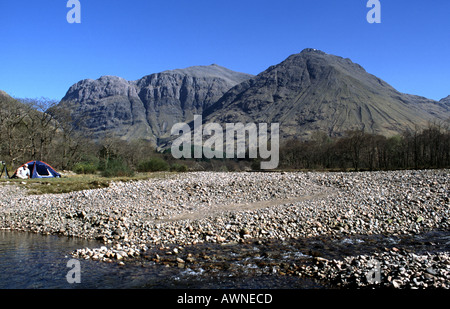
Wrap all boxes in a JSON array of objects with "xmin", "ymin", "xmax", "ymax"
[{"xmin": 14, "ymin": 160, "xmax": 61, "ymax": 179}]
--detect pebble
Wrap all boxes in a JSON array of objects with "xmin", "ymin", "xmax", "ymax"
[
  {"xmin": 0, "ymin": 169, "xmax": 449, "ymax": 288},
  {"xmin": 298, "ymin": 250, "xmax": 450, "ymax": 289}
]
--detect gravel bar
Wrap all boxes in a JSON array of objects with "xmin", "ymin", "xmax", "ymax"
[{"xmin": 0, "ymin": 170, "xmax": 449, "ymax": 288}]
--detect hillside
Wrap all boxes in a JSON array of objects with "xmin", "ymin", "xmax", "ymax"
[
  {"xmin": 203, "ymin": 49, "xmax": 450, "ymax": 140},
  {"xmin": 57, "ymin": 65, "xmax": 253, "ymax": 145},
  {"xmin": 56, "ymin": 49, "xmax": 450, "ymax": 147}
]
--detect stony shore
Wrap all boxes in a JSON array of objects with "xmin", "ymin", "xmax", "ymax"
[{"xmin": 0, "ymin": 170, "xmax": 449, "ymax": 288}]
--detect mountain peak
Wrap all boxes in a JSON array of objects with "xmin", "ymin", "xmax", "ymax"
[
  {"xmin": 440, "ymin": 95, "xmax": 450, "ymax": 105},
  {"xmin": 0, "ymin": 90, "xmax": 10, "ymax": 98},
  {"xmin": 57, "ymin": 50, "xmax": 449, "ymax": 146},
  {"xmin": 160, "ymin": 64, "xmax": 254, "ymax": 82},
  {"xmin": 300, "ymin": 48, "xmax": 327, "ymax": 55},
  {"xmin": 97, "ymin": 75, "xmax": 128, "ymax": 82},
  {"xmin": 204, "ymin": 50, "xmax": 450, "ymax": 139},
  {"xmin": 58, "ymin": 65, "xmax": 253, "ymax": 143}
]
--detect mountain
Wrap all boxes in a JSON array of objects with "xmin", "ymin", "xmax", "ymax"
[
  {"xmin": 441, "ymin": 95, "xmax": 450, "ymax": 106},
  {"xmin": 57, "ymin": 49, "xmax": 450, "ymax": 147},
  {"xmin": 57, "ymin": 65, "xmax": 253, "ymax": 145},
  {"xmin": 203, "ymin": 49, "xmax": 450, "ymax": 140},
  {"xmin": 0, "ymin": 90, "xmax": 11, "ymax": 99}
]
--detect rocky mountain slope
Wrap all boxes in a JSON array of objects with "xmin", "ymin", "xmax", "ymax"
[
  {"xmin": 440, "ymin": 95, "xmax": 450, "ymax": 106},
  {"xmin": 57, "ymin": 65, "xmax": 253, "ymax": 144},
  {"xmin": 56, "ymin": 49, "xmax": 450, "ymax": 147},
  {"xmin": 0, "ymin": 90, "xmax": 10, "ymax": 99},
  {"xmin": 203, "ymin": 49, "xmax": 450, "ymax": 140}
]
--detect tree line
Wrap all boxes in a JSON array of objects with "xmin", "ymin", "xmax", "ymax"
[
  {"xmin": 0, "ymin": 95, "xmax": 85, "ymax": 171},
  {"xmin": 0, "ymin": 96, "xmax": 188, "ymax": 176},
  {"xmin": 1, "ymin": 95, "xmax": 449, "ymax": 176},
  {"xmin": 278, "ymin": 125, "xmax": 450, "ymax": 171}
]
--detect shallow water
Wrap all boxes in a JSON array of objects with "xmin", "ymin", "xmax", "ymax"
[
  {"xmin": 0, "ymin": 231, "xmax": 113, "ymax": 288},
  {"xmin": 0, "ymin": 231, "xmax": 322, "ymax": 289},
  {"xmin": 1, "ymin": 229, "xmax": 448, "ymax": 289}
]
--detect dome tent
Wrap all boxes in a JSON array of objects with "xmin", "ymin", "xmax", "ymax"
[{"xmin": 13, "ymin": 160, "xmax": 61, "ymax": 179}]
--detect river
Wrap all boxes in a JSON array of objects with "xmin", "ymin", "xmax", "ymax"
[
  {"xmin": 0, "ymin": 230, "xmax": 322, "ymax": 289},
  {"xmin": 1, "ymin": 229, "xmax": 448, "ymax": 289}
]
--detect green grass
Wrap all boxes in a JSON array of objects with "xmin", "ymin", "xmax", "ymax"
[{"xmin": 0, "ymin": 172, "xmax": 176, "ymax": 195}]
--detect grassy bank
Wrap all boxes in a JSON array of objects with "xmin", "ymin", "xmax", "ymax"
[{"xmin": 0, "ymin": 172, "xmax": 176, "ymax": 195}]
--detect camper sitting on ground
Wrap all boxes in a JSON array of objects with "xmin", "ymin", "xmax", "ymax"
[{"xmin": 16, "ymin": 164, "xmax": 30, "ymax": 179}]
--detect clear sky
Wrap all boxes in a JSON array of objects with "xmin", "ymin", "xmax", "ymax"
[{"xmin": 0, "ymin": 0, "xmax": 448, "ymax": 101}]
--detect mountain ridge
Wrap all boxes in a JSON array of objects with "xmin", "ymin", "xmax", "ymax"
[
  {"xmin": 58, "ymin": 65, "xmax": 254, "ymax": 145},
  {"xmin": 56, "ymin": 49, "xmax": 450, "ymax": 146},
  {"xmin": 440, "ymin": 95, "xmax": 450, "ymax": 106},
  {"xmin": 203, "ymin": 48, "xmax": 450, "ymax": 140}
]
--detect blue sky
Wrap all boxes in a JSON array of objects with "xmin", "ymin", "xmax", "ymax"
[{"xmin": 0, "ymin": 0, "xmax": 448, "ymax": 101}]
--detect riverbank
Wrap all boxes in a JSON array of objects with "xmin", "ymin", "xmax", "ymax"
[{"xmin": 0, "ymin": 170, "xmax": 449, "ymax": 288}]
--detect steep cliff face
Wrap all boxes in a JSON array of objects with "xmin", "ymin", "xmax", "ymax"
[
  {"xmin": 203, "ymin": 49, "xmax": 450, "ymax": 140},
  {"xmin": 58, "ymin": 65, "xmax": 253, "ymax": 144}
]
